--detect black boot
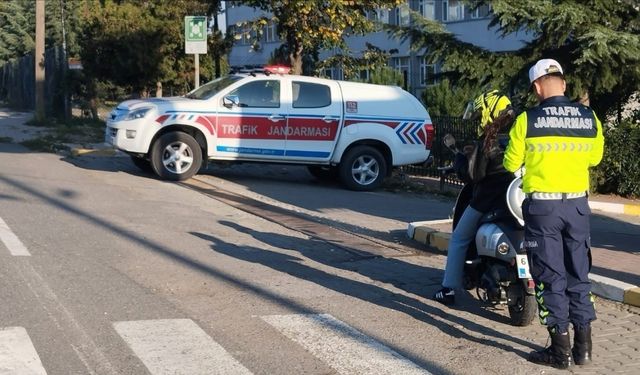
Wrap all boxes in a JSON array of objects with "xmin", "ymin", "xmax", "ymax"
[
  {"xmin": 529, "ymin": 328, "xmax": 573, "ymax": 369},
  {"xmin": 573, "ymin": 325, "xmax": 592, "ymax": 365}
]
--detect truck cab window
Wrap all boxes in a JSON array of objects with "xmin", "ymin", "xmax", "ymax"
[
  {"xmin": 292, "ymin": 82, "xmax": 331, "ymax": 108},
  {"xmin": 228, "ymin": 80, "xmax": 280, "ymax": 108}
]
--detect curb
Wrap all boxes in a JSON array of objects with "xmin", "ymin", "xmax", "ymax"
[
  {"xmin": 589, "ymin": 200, "xmax": 640, "ymax": 216},
  {"xmin": 408, "ymin": 220, "xmax": 640, "ymax": 308}
]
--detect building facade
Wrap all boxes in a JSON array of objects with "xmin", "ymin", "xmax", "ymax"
[{"xmin": 225, "ymin": 1, "xmax": 530, "ymax": 96}]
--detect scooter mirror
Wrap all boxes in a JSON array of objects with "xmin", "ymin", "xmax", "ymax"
[{"xmin": 443, "ymin": 134, "xmax": 456, "ymax": 148}]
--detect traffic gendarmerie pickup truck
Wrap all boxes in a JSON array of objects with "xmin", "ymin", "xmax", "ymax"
[{"xmin": 105, "ymin": 66, "xmax": 434, "ymax": 191}]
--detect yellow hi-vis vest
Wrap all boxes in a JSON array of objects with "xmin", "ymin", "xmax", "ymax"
[{"xmin": 503, "ymin": 96, "xmax": 604, "ymax": 193}]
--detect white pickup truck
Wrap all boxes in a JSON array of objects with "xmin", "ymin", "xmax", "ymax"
[{"xmin": 105, "ymin": 66, "xmax": 434, "ymax": 190}]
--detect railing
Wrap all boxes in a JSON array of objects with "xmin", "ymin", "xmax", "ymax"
[{"xmin": 401, "ymin": 115, "xmax": 479, "ymax": 188}]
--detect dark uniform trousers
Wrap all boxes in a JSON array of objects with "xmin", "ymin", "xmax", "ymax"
[{"xmin": 523, "ymin": 196, "xmax": 596, "ymax": 332}]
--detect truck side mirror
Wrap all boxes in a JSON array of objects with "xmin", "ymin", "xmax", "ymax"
[{"xmin": 223, "ymin": 95, "xmax": 239, "ymax": 108}]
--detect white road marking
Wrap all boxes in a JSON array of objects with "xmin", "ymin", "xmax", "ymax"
[
  {"xmin": 0, "ymin": 216, "xmax": 30, "ymax": 256},
  {"xmin": 113, "ymin": 319, "xmax": 253, "ymax": 375},
  {"xmin": 0, "ymin": 327, "xmax": 47, "ymax": 375},
  {"xmin": 261, "ymin": 314, "xmax": 431, "ymax": 375}
]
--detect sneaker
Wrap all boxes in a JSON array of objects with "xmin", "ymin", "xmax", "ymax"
[{"xmin": 433, "ymin": 287, "xmax": 455, "ymax": 305}]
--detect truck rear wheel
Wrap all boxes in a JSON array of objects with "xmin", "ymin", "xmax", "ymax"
[
  {"xmin": 150, "ymin": 132, "xmax": 202, "ymax": 181},
  {"xmin": 338, "ymin": 145, "xmax": 387, "ymax": 191}
]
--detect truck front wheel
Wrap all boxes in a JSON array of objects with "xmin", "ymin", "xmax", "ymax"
[
  {"xmin": 150, "ymin": 132, "xmax": 202, "ymax": 181},
  {"xmin": 338, "ymin": 145, "xmax": 387, "ymax": 191}
]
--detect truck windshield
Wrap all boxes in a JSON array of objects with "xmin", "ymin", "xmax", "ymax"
[{"xmin": 185, "ymin": 76, "xmax": 243, "ymax": 100}]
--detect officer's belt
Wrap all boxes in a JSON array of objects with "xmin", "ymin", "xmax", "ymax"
[{"xmin": 526, "ymin": 192, "xmax": 587, "ymax": 200}]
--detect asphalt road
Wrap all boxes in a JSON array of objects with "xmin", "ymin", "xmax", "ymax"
[{"xmin": 1, "ymin": 144, "xmax": 638, "ymax": 375}]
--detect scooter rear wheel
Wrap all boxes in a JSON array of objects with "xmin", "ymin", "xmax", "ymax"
[{"xmin": 508, "ymin": 285, "xmax": 537, "ymax": 326}]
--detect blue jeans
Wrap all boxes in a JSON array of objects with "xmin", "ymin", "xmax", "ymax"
[{"xmin": 442, "ymin": 206, "xmax": 483, "ymax": 289}]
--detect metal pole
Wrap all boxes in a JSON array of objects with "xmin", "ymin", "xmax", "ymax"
[
  {"xmin": 195, "ymin": 53, "xmax": 200, "ymax": 89},
  {"xmin": 35, "ymin": 0, "xmax": 46, "ymax": 122},
  {"xmin": 60, "ymin": 0, "xmax": 69, "ymax": 120}
]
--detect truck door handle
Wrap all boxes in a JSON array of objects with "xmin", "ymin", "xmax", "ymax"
[
  {"xmin": 322, "ymin": 116, "xmax": 339, "ymax": 123},
  {"xmin": 268, "ymin": 114, "xmax": 285, "ymax": 122}
]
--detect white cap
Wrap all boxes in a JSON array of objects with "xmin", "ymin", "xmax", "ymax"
[{"xmin": 528, "ymin": 58, "xmax": 564, "ymax": 83}]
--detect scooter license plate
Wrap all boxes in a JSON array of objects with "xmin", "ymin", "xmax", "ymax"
[{"xmin": 516, "ymin": 254, "xmax": 531, "ymax": 279}]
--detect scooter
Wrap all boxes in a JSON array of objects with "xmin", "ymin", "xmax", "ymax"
[{"xmin": 441, "ymin": 134, "xmax": 537, "ymax": 326}]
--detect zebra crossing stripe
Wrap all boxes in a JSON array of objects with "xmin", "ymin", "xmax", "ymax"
[
  {"xmin": 113, "ymin": 319, "xmax": 253, "ymax": 375},
  {"xmin": 0, "ymin": 327, "xmax": 47, "ymax": 375},
  {"xmin": 261, "ymin": 314, "xmax": 431, "ymax": 375},
  {"xmin": 0, "ymin": 216, "xmax": 30, "ymax": 256}
]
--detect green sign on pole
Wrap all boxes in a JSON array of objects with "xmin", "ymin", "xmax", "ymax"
[{"xmin": 185, "ymin": 16, "xmax": 207, "ymax": 54}]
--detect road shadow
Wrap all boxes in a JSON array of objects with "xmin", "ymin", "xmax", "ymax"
[
  {"xmin": 0, "ymin": 173, "xmax": 455, "ymax": 375},
  {"xmin": 199, "ymin": 163, "xmax": 455, "ymax": 219},
  {"xmin": 195, "ymin": 221, "xmax": 543, "ymax": 359}
]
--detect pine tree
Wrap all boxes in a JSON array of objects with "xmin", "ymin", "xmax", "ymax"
[
  {"xmin": 0, "ymin": 1, "xmax": 35, "ymax": 65},
  {"xmin": 387, "ymin": 0, "xmax": 640, "ymax": 117}
]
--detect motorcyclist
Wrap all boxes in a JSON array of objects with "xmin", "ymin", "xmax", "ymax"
[{"xmin": 433, "ymin": 90, "xmax": 515, "ymax": 305}]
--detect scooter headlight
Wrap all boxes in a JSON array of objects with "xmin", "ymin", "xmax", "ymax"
[{"xmin": 497, "ymin": 242, "xmax": 510, "ymax": 255}]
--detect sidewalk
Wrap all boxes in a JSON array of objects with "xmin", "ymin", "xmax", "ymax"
[{"xmin": 408, "ymin": 200, "xmax": 640, "ymax": 308}]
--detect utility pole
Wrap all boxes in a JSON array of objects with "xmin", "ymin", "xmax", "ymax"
[
  {"xmin": 60, "ymin": 0, "xmax": 70, "ymax": 119},
  {"xmin": 35, "ymin": 0, "xmax": 46, "ymax": 122}
]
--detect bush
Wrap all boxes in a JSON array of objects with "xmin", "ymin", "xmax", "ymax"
[{"xmin": 591, "ymin": 119, "xmax": 640, "ymax": 198}]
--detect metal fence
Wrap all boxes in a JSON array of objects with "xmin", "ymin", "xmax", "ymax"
[
  {"xmin": 0, "ymin": 46, "xmax": 67, "ymax": 118},
  {"xmin": 401, "ymin": 115, "xmax": 479, "ymax": 187}
]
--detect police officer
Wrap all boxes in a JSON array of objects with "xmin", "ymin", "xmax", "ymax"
[
  {"xmin": 433, "ymin": 90, "xmax": 513, "ymax": 305},
  {"xmin": 503, "ymin": 59, "xmax": 605, "ymax": 369}
]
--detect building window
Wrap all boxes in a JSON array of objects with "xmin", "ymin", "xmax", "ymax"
[
  {"xmin": 420, "ymin": 57, "xmax": 436, "ymax": 86},
  {"xmin": 233, "ymin": 24, "xmax": 253, "ymax": 45},
  {"xmin": 264, "ymin": 21, "xmax": 277, "ymax": 42},
  {"xmin": 395, "ymin": 2, "xmax": 410, "ymax": 26},
  {"xmin": 367, "ymin": 8, "xmax": 390, "ymax": 24},
  {"xmin": 323, "ymin": 67, "xmax": 344, "ymax": 81},
  {"xmin": 443, "ymin": 0, "xmax": 465, "ymax": 22},
  {"xmin": 469, "ymin": 2, "xmax": 490, "ymax": 18},
  {"xmin": 418, "ymin": 0, "xmax": 436, "ymax": 20},
  {"xmin": 470, "ymin": 5, "xmax": 480, "ymax": 19},
  {"xmin": 391, "ymin": 56, "xmax": 410, "ymax": 89}
]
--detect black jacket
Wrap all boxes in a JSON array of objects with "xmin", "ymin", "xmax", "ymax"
[{"xmin": 468, "ymin": 134, "xmax": 514, "ymax": 213}]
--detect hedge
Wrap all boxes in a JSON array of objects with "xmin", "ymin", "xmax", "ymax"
[{"xmin": 591, "ymin": 119, "xmax": 640, "ymax": 198}]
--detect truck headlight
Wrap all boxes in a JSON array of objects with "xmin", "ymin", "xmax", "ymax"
[{"xmin": 124, "ymin": 107, "xmax": 152, "ymax": 121}]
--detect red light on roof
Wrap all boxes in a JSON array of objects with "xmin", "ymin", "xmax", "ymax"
[{"xmin": 264, "ymin": 65, "xmax": 291, "ymax": 74}]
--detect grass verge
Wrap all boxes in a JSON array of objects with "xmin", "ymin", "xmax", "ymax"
[{"xmin": 20, "ymin": 116, "xmax": 105, "ymax": 153}]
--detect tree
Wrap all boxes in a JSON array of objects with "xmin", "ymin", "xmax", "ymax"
[
  {"xmin": 421, "ymin": 78, "xmax": 477, "ymax": 117},
  {"xmin": 387, "ymin": 0, "xmax": 640, "ymax": 118},
  {"xmin": 315, "ymin": 43, "xmax": 398, "ymax": 81},
  {"xmin": 238, "ymin": 0, "xmax": 403, "ymax": 74},
  {"xmin": 0, "ymin": 0, "xmax": 86, "ymax": 66},
  {"xmin": 78, "ymin": 0, "xmax": 214, "ymax": 98},
  {"xmin": 204, "ymin": 0, "xmax": 234, "ymax": 78},
  {"xmin": 0, "ymin": 1, "xmax": 35, "ymax": 65}
]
